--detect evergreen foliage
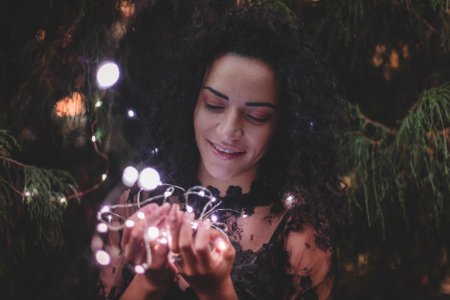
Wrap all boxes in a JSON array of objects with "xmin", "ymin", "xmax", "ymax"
[
  {"xmin": 0, "ymin": 0, "xmax": 449, "ymax": 298},
  {"xmin": 341, "ymin": 83, "xmax": 450, "ymax": 237},
  {"xmin": 0, "ymin": 130, "xmax": 78, "ymax": 280}
]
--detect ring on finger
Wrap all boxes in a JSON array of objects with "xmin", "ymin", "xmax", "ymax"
[{"xmin": 169, "ymin": 251, "xmax": 183, "ymax": 265}]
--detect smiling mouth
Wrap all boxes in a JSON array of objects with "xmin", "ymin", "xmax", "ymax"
[{"xmin": 207, "ymin": 140, "xmax": 245, "ymax": 159}]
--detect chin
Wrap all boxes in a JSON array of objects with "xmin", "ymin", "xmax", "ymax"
[{"xmin": 206, "ymin": 166, "xmax": 237, "ymax": 182}]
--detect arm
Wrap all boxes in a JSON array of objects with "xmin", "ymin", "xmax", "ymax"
[
  {"xmin": 120, "ymin": 274, "xmax": 169, "ymax": 300},
  {"xmin": 285, "ymin": 224, "xmax": 334, "ymax": 300}
]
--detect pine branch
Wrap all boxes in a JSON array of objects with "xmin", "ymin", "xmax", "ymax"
[{"xmin": 341, "ymin": 82, "xmax": 450, "ymax": 238}]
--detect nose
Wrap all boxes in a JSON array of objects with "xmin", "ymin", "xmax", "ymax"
[{"xmin": 216, "ymin": 109, "xmax": 243, "ymax": 140}]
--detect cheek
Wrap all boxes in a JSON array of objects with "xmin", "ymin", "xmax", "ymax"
[{"xmin": 251, "ymin": 129, "xmax": 274, "ymax": 155}]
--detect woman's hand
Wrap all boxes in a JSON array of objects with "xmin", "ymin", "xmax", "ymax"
[
  {"xmin": 171, "ymin": 214, "xmax": 237, "ymax": 300},
  {"xmin": 121, "ymin": 202, "xmax": 175, "ymax": 287}
]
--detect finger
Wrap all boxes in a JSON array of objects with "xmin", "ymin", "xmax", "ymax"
[
  {"xmin": 209, "ymin": 229, "xmax": 235, "ymax": 262},
  {"xmin": 145, "ymin": 203, "xmax": 170, "ymax": 228},
  {"xmin": 149, "ymin": 239, "xmax": 170, "ymax": 270},
  {"xmin": 121, "ymin": 203, "xmax": 158, "ymax": 248},
  {"xmin": 123, "ymin": 222, "xmax": 146, "ymax": 263},
  {"xmin": 194, "ymin": 219, "xmax": 212, "ymax": 267},
  {"xmin": 178, "ymin": 213, "xmax": 196, "ymax": 267},
  {"xmin": 168, "ymin": 204, "xmax": 182, "ymax": 252}
]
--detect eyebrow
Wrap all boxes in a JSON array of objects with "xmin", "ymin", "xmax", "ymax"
[
  {"xmin": 203, "ymin": 86, "xmax": 228, "ymax": 100},
  {"xmin": 203, "ymin": 85, "xmax": 276, "ymax": 109}
]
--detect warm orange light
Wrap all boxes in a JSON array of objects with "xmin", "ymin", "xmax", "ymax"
[
  {"xmin": 119, "ymin": 0, "xmax": 135, "ymax": 18},
  {"xmin": 54, "ymin": 92, "xmax": 85, "ymax": 117},
  {"xmin": 389, "ymin": 49, "xmax": 400, "ymax": 69}
]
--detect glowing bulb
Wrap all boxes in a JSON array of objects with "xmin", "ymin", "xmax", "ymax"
[
  {"xmin": 96, "ymin": 250, "xmax": 111, "ymax": 265},
  {"xmin": 102, "ymin": 173, "xmax": 108, "ymax": 181},
  {"xmin": 125, "ymin": 219, "xmax": 135, "ymax": 228},
  {"xmin": 59, "ymin": 197, "xmax": 67, "ymax": 204},
  {"xmin": 137, "ymin": 211, "xmax": 145, "ymax": 220},
  {"xmin": 159, "ymin": 237, "xmax": 168, "ymax": 244},
  {"xmin": 95, "ymin": 100, "xmax": 103, "ymax": 108},
  {"xmin": 96, "ymin": 61, "xmax": 120, "ymax": 89},
  {"xmin": 215, "ymin": 238, "xmax": 227, "ymax": 251},
  {"xmin": 211, "ymin": 215, "xmax": 218, "ymax": 222},
  {"xmin": 186, "ymin": 205, "xmax": 193, "ymax": 213},
  {"xmin": 96, "ymin": 223, "xmax": 108, "ymax": 233},
  {"xmin": 138, "ymin": 167, "xmax": 161, "ymax": 191},
  {"xmin": 147, "ymin": 226, "xmax": 160, "ymax": 240},
  {"xmin": 122, "ymin": 166, "xmax": 138, "ymax": 187},
  {"xmin": 211, "ymin": 197, "xmax": 217, "ymax": 202},
  {"xmin": 191, "ymin": 221, "xmax": 198, "ymax": 229},
  {"xmin": 284, "ymin": 194, "xmax": 296, "ymax": 208},
  {"xmin": 91, "ymin": 135, "xmax": 97, "ymax": 142},
  {"xmin": 134, "ymin": 265, "xmax": 145, "ymax": 274},
  {"xmin": 100, "ymin": 206, "xmax": 110, "ymax": 213},
  {"xmin": 198, "ymin": 190, "xmax": 205, "ymax": 197},
  {"xmin": 242, "ymin": 213, "xmax": 248, "ymax": 218},
  {"xmin": 127, "ymin": 109, "xmax": 136, "ymax": 118}
]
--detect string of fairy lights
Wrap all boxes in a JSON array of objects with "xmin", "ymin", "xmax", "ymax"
[{"xmin": 92, "ymin": 166, "xmax": 246, "ymax": 273}]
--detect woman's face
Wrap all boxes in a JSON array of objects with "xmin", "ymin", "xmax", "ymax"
[{"xmin": 194, "ymin": 54, "xmax": 278, "ymax": 186}]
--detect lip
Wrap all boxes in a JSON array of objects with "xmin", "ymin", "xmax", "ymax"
[{"xmin": 207, "ymin": 140, "xmax": 245, "ymax": 160}]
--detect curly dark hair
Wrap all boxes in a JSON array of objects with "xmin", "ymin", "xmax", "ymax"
[{"xmin": 141, "ymin": 4, "xmax": 346, "ymax": 237}]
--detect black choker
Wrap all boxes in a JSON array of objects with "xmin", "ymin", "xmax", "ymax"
[{"xmin": 205, "ymin": 180, "xmax": 280, "ymax": 216}]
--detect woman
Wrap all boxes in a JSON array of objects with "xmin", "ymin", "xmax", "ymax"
[{"xmin": 98, "ymin": 4, "xmax": 345, "ymax": 300}]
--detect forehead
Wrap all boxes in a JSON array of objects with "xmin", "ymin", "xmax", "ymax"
[{"xmin": 203, "ymin": 54, "xmax": 278, "ymax": 103}]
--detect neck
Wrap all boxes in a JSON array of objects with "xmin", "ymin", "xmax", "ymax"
[{"xmin": 197, "ymin": 164, "xmax": 257, "ymax": 197}]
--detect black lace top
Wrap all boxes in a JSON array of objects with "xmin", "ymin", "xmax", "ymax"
[{"xmin": 98, "ymin": 185, "xmax": 334, "ymax": 300}]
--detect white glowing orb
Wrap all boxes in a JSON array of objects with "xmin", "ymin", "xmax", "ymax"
[
  {"xmin": 122, "ymin": 166, "xmax": 139, "ymax": 187},
  {"xmin": 96, "ymin": 250, "xmax": 111, "ymax": 265},
  {"xmin": 198, "ymin": 191, "xmax": 205, "ymax": 197},
  {"xmin": 101, "ymin": 173, "xmax": 108, "ymax": 181},
  {"xmin": 186, "ymin": 205, "xmax": 193, "ymax": 213},
  {"xmin": 95, "ymin": 100, "xmax": 103, "ymax": 108},
  {"xmin": 96, "ymin": 61, "xmax": 120, "ymax": 89},
  {"xmin": 100, "ymin": 206, "xmax": 110, "ymax": 213},
  {"xmin": 211, "ymin": 215, "xmax": 218, "ymax": 223},
  {"xmin": 211, "ymin": 197, "xmax": 217, "ymax": 202},
  {"xmin": 91, "ymin": 135, "xmax": 97, "ymax": 142},
  {"xmin": 125, "ymin": 219, "xmax": 135, "ymax": 228},
  {"xmin": 159, "ymin": 237, "xmax": 168, "ymax": 244},
  {"xmin": 216, "ymin": 238, "xmax": 227, "ymax": 251},
  {"xmin": 138, "ymin": 167, "xmax": 161, "ymax": 191},
  {"xmin": 147, "ymin": 226, "xmax": 160, "ymax": 240},
  {"xmin": 134, "ymin": 265, "xmax": 145, "ymax": 274},
  {"xmin": 191, "ymin": 221, "xmax": 198, "ymax": 229},
  {"xmin": 137, "ymin": 211, "xmax": 145, "ymax": 220},
  {"xmin": 96, "ymin": 223, "xmax": 108, "ymax": 233},
  {"xmin": 127, "ymin": 109, "xmax": 136, "ymax": 118}
]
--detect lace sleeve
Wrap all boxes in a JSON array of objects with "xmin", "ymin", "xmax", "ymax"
[{"xmin": 97, "ymin": 189, "xmax": 136, "ymax": 300}]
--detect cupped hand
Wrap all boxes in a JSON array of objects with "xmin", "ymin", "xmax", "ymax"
[
  {"xmin": 121, "ymin": 202, "xmax": 177, "ymax": 286},
  {"xmin": 171, "ymin": 214, "xmax": 236, "ymax": 297}
]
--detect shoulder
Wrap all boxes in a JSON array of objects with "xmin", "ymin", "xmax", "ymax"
[{"xmin": 283, "ymin": 208, "xmax": 335, "ymax": 298}]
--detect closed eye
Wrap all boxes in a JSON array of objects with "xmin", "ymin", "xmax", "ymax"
[
  {"xmin": 205, "ymin": 102, "xmax": 224, "ymax": 111},
  {"xmin": 246, "ymin": 115, "xmax": 270, "ymax": 124}
]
